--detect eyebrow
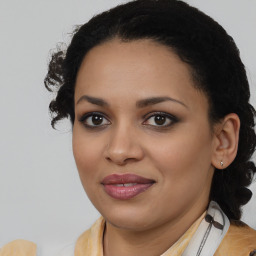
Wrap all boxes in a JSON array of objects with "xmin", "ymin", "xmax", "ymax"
[
  {"xmin": 76, "ymin": 95, "xmax": 109, "ymax": 107},
  {"xmin": 136, "ymin": 96, "xmax": 188, "ymax": 109},
  {"xmin": 76, "ymin": 95, "xmax": 188, "ymax": 109}
]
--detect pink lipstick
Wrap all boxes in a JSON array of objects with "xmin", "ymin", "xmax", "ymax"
[{"xmin": 101, "ymin": 174, "xmax": 155, "ymax": 200}]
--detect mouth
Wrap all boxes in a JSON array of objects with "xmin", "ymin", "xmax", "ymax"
[{"xmin": 101, "ymin": 173, "xmax": 155, "ymax": 200}]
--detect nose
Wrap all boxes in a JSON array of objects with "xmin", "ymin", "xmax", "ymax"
[{"xmin": 104, "ymin": 124, "xmax": 144, "ymax": 165}]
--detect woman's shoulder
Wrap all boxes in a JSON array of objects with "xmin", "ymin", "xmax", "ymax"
[
  {"xmin": 0, "ymin": 239, "xmax": 37, "ymax": 256},
  {"xmin": 215, "ymin": 220, "xmax": 256, "ymax": 256}
]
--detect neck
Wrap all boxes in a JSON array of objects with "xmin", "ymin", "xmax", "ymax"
[{"xmin": 103, "ymin": 199, "xmax": 208, "ymax": 256}]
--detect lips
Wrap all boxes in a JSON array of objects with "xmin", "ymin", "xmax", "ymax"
[{"xmin": 101, "ymin": 174, "xmax": 155, "ymax": 200}]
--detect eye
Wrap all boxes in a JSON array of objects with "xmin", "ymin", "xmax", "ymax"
[
  {"xmin": 79, "ymin": 112, "xmax": 110, "ymax": 128},
  {"xmin": 143, "ymin": 112, "xmax": 177, "ymax": 127}
]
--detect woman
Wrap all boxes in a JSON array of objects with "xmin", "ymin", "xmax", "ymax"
[{"xmin": 1, "ymin": 0, "xmax": 255, "ymax": 255}]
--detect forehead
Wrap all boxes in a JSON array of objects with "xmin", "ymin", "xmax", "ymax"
[
  {"xmin": 76, "ymin": 39, "xmax": 192, "ymax": 87},
  {"xmin": 75, "ymin": 39, "xmax": 208, "ymax": 113}
]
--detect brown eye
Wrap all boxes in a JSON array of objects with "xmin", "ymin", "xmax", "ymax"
[
  {"xmin": 154, "ymin": 115, "xmax": 166, "ymax": 125},
  {"xmin": 80, "ymin": 113, "xmax": 110, "ymax": 127},
  {"xmin": 143, "ymin": 112, "xmax": 177, "ymax": 127},
  {"xmin": 92, "ymin": 115, "xmax": 104, "ymax": 125}
]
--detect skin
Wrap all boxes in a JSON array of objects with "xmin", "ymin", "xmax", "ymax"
[{"xmin": 72, "ymin": 39, "xmax": 240, "ymax": 256}]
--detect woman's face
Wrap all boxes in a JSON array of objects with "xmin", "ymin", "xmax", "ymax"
[{"xmin": 73, "ymin": 39, "xmax": 216, "ymax": 231}]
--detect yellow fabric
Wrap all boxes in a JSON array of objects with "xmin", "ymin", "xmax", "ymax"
[
  {"xmin": 2, "ymin": 216, "xmax": 255, "ymax": 256},
  {"xmin": 75, "ymin": 212, "xmax": 206, "ymax": 256},
  {"xmin": 75, "ymin": 217, "xmax": 105, "ymax": 256},
  {"xmin": 0, "ymin": 240, "xmax": 37, "ymax": 256},
  {"xmin": 214, "ymin": 220, "xmax": 256, "ymax": 256}
]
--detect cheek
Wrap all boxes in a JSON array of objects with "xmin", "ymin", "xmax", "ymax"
[
  {"xmin": 72, "ymin": 127, "xmax": 103, "ymax": 185},
  {"xmin": 72, "ymin": 132, "xmax": 107, "ymax": 208},
  {"xmin": 148, "ymin": 124, "xmax": 213, "ymax": 183},
  {"xmin": 147, "ymin": 127, "xmax": 214, "ymax": 216}
]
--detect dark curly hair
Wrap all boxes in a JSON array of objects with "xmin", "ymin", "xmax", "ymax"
[{"xmin": 45, "ymin": 0, "xmax": 256, "ymax": 220}]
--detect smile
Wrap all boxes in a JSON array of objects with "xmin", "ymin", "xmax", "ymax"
[
  {"xmin": 101, "ymin": 174, "xmax": 155, "ymax": 200},
  {"xmin": 114, "ymin": 183, "xmax": 138, "ymax": 187}
]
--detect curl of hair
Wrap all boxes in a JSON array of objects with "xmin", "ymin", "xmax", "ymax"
[{"xmin": 44, "ymin": 0, "xmax": 256, "ymax": 220}]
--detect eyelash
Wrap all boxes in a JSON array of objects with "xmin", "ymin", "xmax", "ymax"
[
  {"xmin": 78, "ymin": 111, "xmax": 178, "ymax": 129},
  {"xmin": 79, "ymin": 112, "xmax": 111, "ymax": 129},
  {"xmin": 143, "ymin": 112, "xmax": 178, "ymax": 128}
]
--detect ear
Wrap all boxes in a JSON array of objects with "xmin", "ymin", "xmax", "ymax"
[{"xmin": 211, "ymin": 113, "xmax": 240, "ymax": 169}]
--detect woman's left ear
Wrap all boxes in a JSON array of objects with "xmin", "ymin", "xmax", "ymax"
[{"xmin": 211, "ymin": 113, "xmax": 240, "ymax": 169}]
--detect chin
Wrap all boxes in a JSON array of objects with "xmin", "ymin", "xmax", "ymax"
[
  {"xmin": 100, "ymin": 205, "xmax": 159, "ymax": 231},
  {"xmin": 106, "ymin": 215, "xmax": 152, "ymax": 231}
]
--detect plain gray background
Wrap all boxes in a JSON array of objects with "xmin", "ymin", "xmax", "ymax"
[{"xmin": 0, "ymin": 0, "xmax": 255, "ymax": 255}]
